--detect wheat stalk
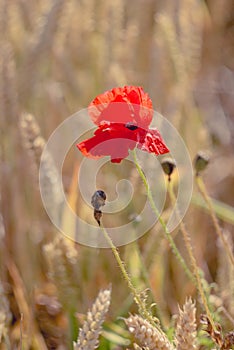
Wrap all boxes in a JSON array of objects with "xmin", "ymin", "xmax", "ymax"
[
  {"xmin": 43, "ymin": 235, "xmax": 80, "ymax": 311},
  {"xmin": 125, "ymin": 314, "xmax": 174, "ymax": 350},
  {"xmin": 74, "ymin": 286, "xmax": 111, "ymax": 350},
  {"xmin": 217, "ymin": 231, "xmax": 234, "ymax": 318},
  {"xmin": 178, "ymin": 0, "xmax": 203, "ymax": 76},
  {"xmin": 174, "ymin": 298, "xmax": 197, "ymax": 350},
  {"xmin": 20, "ymin": 112, "xmax": 64, "ymax": 223},
  {"xmin": 20, "ymin": 112, "xmax": 44, "ymax": 166},
  {"xmin": 20, "ymin": 0, "xmax": 66, "ymax": 100},
  {"xmin": 0, "ymin": 41, "xmax": 19, "ymax": 122},
  {"xmin": 0, "ymin": 0, "xmax": 8, "ymax": 39}
]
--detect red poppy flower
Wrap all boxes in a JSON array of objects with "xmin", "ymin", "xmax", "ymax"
[
  {"xmin": 88, "ymin": 86, "xmax": 153, "ymax": 128},
  {"xmin": 77, "ymin": 86, "xmax": 169, "ymax": 163}
]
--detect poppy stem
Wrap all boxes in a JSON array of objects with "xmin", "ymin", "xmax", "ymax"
[
  {"xmin": 100, "ymin": 225, "xmax": 162, "ymax": 329},
  {"xmin": 167, "ymin": 180, "xmax": 217, "ymax": 332},
  {"xmin": 132, "ymin": 149, "xmax": 193, "ymax": 282},
  {"xmin": 195, "ymin": 175, "xmax": 234, "ymax": 267}
]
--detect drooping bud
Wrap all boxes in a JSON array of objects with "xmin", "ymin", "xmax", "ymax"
[
  {"xmin": 194, "ymin": 152, "xmax": 209, "ymax": 176},
  {"xmin": 161, "ymin": 158, "xmax": 176, "ymax": 182},
  {"xmin": 94, "ymin": 209, "xmax": 102, "ymax": 226}
]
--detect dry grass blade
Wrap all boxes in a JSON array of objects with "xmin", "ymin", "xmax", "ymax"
[
  {"xmin": 28, "ymin": 0, "xmax": 66, "ymax": 54},
  {"xmin": 0, "ymin": 41, "xmax": 19, "ymax": 122},
  {"xmin": 5, "ymin": 255, "xmax": 48, "ymax": 349},
  {"xmin": 0, "ymin": 281, "xmax": 11, "ymax": 343},
  {"xmin": 174, "ymin": 298, "xmax": 197, "ymax": 350},
  {"xmin": 156, "ymin": 13, "xmax": 186, "ymax": 84},
  {"xmin": 20, "ymin": 0, "xmax": 66, "ymax": 99},
  {"xmin": 0, "ymin": 0, "xmax": 8, "ymax": 37},
  {"xmin": 217, "ymin": 231, "xmax": 234, "ymax": 321},
  {"xmin": 178, "ymin": 0, "xmax": 203, "ymax": 76},
  {"xmin": 125, "ymin": 314, "xmax": 174, "ymax": 350},
  {"xmin": 74, "ymin": 286, "xmax": 111, "ymax": 350},
  {"xmin": 196, "ymin": 176, "xmax": 234, "ymax": 268}
]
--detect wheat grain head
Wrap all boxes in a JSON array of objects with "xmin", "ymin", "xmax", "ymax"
[
  {"xmin": 125, "ymin": 314, "xmax": 174, "ymax": 350},
  {"xmin": 74, "ymin": 286, "xmax": 111, "ymax": 350}
]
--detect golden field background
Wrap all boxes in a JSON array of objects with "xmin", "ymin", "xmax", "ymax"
[{"xmin": 0, "ymin": 0, "xmax": 234, "ymax": 348}]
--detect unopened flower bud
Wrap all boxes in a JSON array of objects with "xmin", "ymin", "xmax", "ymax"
[
  {"xmin": 161, "ymin": 158, "xmax": 176, "ymax": 181},
  {"xmin": 194, "ymin": 152, "xmax": 209, "ymax": 176}
]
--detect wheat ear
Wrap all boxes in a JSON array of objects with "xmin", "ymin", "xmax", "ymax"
[
  {"xmin": 174, "ymin": 298, "xmax": 198, "ymax": 350},
  {"xmin": 125, "ymin": 314, "xmax": 174, "ymax": 350},
  {"xmin": 74, "ymin": 286, "xmax": 111, "ymax": 350}
]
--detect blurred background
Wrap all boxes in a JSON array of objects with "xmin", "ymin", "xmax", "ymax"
[{"xmin": 0, "ymin": 0, "xmax": 233, "ymax": 348}]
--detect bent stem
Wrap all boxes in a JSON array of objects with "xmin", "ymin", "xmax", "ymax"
[
  {"xmin": 132, "ymin": 150, "xmax": 193, "ymax": 282},
  {"xmin": 195, "ymin": 175, "xmax": 234, "ymax": 267},
  {"xmin": 100, "ymin": 225, "xmax": 161, "ymax": 330},
  {"xmin": 167, "ymin": 181, "xmax": 216, "ymax": 331}
]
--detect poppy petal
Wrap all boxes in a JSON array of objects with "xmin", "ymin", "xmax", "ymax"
[
  {"xmin": 77, "ymin": 123, "xmax": 139, "ymax": 163},
  {"xmin": 137, "ymin": 128, "xmax": 170, "ymax": 156},
  {"xmin": 77, "ymin": 86, "xmax": 170, "ymax": 162},
  {"xmin": 88, "ymin": 86, "xmax": 153, "ymax": 128}
]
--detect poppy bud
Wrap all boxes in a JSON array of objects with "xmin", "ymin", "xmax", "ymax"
[
  {"xmin": 91, "ymin": 190, "xmax": 106, "ymax": 226},
  {"xmin": 161, "ymin": 158, "xmax": 176, "ymax": 181},
  {"xmin": 194, "ymin": 152, "xmax": 209, "ymax": 176},
  {"xmin": 91, "ymin": 190, "xmax": 106, "ymax": 210}
]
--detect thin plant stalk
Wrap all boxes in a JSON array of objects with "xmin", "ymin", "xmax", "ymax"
[
  {"xmin": 68, "ymin": 311, "xmax": 78, "ymax": 350},
  {"xmin": 20, "ymin": 313, "xmax": 23, "ymax": 350},
  {"xmin": 132, "ymin": 150, "xmax": 193, "ymax": 281},
  {"xmin": 195, "ymin": 176, "xmax": 234, "ymax": 267},
  {"xmin": 100, "ymin": 225, "xmax": 162, "ymax": 330},
  {"xmin": 167, "ymin": 180, "xmax": 216, "ymax": 331},
  {"xmin": 132, "ymin": 242, "xmax": 165, "ymax": 329},
  {"xmin": 133, "ymin": 242, "xmax": 157, "ymax": 301}
]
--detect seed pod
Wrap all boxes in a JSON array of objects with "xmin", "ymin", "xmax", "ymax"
[
  {"xmin": 222, "ymin": 331, "xmax": 234, "ymax": 349},
  {"xmin": 161, "ymin": 158, "xmax": 176, "ymax": 181},
  {"xmin": 194, "ymin": 152, "xmax": 209, "ymax": 176},
  {"xmin": 91, "ymin": 190, "xmax": 106, "ymax": 226}
]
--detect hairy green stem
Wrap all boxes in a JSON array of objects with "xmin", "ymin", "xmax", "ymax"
[
  {"xmin": 133, "ymin": 242, "xmax": 165, "ymax": 328},
  {"xmin": 132, "ymin": 150, "xmax": 193, "ymax": 281},
  {"xmin": 100, "ymin": 225, "xmax": 161, "ymax": 330},
  {"xmin": 68, "ymin": 310, "xmax": 78, "ymax": 350}
]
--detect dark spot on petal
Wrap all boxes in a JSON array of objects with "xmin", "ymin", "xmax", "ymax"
[{"xmin": 125, "ymin": 122, "xmax": 138, "ymax": 130}]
